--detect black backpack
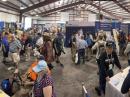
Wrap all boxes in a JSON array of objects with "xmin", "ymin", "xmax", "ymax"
[{"xmin": 98, "ymin": 42, "xmax": 105, "ymax": 57}]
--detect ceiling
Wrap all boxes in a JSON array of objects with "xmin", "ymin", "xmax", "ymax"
[{"xmin": 0, "ymin": 0, "xmax": 130, "ymax": 19}]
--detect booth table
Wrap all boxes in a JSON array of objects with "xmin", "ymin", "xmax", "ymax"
[
  {"xmin": 105, "ymin": 67, "xmax": 130, "ymax": 97},
  {"xmin": 0, "ymin": 89, "xmax": 10, "ymax": 97}
]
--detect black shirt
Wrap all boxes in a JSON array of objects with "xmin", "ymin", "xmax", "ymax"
[
  {"xmin": 99, "ymin": 51, "xmax": 121, "ymax": 77},
  {"xmin": 121, "ymin": 70, "xmax": 130, "ymax": 94}
]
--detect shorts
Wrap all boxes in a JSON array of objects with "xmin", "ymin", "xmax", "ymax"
[{"xmin": 11, "ymin": 53, "xmax": 20, "ymax": 63}]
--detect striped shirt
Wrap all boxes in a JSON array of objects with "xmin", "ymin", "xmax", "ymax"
[
  {"xmin": 9, "ymin": 39, "xmax": 22, "ymax": 53},
  {"xmin": 77, "ymin": 39, "xmax": 88, "ymax": 50}
]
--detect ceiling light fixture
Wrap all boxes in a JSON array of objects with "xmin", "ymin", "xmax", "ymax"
[
  {"xmin": 20, "ymin": 6, "xmax": 24, "ymax": 9},
  {"xmin": 56, "ymin": 1, "xmax": 61, "ymax": 6},
  {"xmin": 2, "ymin": 0, "xmax": 7, "ymax": 1},
  {"xmin": 57, "ymin": 12, "xmax": 60, "ymax": 14}
]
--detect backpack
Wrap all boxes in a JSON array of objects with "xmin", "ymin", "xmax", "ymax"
[
  {"xmin": 1, "ymin": 79, "xmax": 13, "ymax": 96},
  {"xmin": 86, "ymin": 37, "xmax": 93, "ymax": 47},
  {"xmin": 98, "ymin": 42, "xmax": 105, "ymax": 57},
  {"xmin": 27, "ymin": 61, "xmax": 51, "ymax": 81},
  {"xmin": 70, "ymin": 36, "xmax": 76, "ymax": 47},
  {"xmin": 27, "ymin": 61, "xmax": 38, "ymax": 81}
]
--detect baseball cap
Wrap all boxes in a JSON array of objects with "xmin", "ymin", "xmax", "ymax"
[
  {"xmin": 106, "ymin": 41, "xmax": 113, "ymax": 48},
  {"xmin": 37, "ymin": 55, "xmax": 45, "ymax": 60},
  {"xmin": 33, "ymin": 60, "xmax": 48, "ymax": 73}
]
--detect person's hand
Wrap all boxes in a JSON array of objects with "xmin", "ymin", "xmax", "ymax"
[
  {"xmin": 106, "ymin": 76, "xmax": 110, "ymax": 82},
  {"xmin": 14, "ymin": 68, "xmax": 19, "ymax": 74},
  {"xmin": 23, "ymin": 81, "xmax": 34, "ymax": 86}
]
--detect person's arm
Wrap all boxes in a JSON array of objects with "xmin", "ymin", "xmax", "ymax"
[
  {"xmin": 121, "ymin": 72, "xmax": 130, "ymax": 94},
  {"xmin": 113, "ymin": 51, "xmax": 122, "ymax": 70},
  {"xmin": 24, "ymin": 81, "xmax": 34, "ymax": 86},
  {"xmin": 43, "ymin": 86, "xmax": 52, "ymax": 97},
  {"xmin": 53, "ymin": 39, "xmax": 58, "ymax": 53},
  {"xmin": 124, "ymin": 44, "xmax": 130, "ymax": 55},
  {"xmin": 85, "ymin": 41, "xmax": 88, "ymax": 48},
  {"xmin": 92, "ymin": 42, "xmax": 97, "ymax": 50}
]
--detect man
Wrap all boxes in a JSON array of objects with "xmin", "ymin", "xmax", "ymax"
[
  {"xmin": 71, "ymin": 33, "xmax": 77, "ymax": 62},
  {"xmin": 53, "ymin": 33, "xmax": 65, "ymax": 67},
  {"xmin": 9, "ymin": 35, "xmax": 22, "ymax": 69},
  {"xmin": 24, "ymin": 34, "xmax": 33, "ymax": 61},
  {"xmin": 1, "ymin": 32, "xmax": 9, "ymax": 63},
  {"xmin": 121, "ymin": 69, "xmax": 130, "ymax": 94},
  {"xmin": 124, "ymin": 41, "xmax": 130, "ymax": 66},
  {"xmin": 97, "ymin": 41, "xmax": 122, "ymax": 95},
  {"xmin": 77, "ymin": 35, "xmax": 88, "ymax": 65}
]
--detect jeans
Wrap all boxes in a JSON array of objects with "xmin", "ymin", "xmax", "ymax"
[
  {"xmin": 77, "ymin": 49, "xmax": 85, "ymax": 64},
  {"xmin": 96, "ymin": 59, "xmax": 100, "ymax": 69}
]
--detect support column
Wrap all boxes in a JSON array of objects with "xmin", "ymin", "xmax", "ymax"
[{"xmin": 19, "ymin": 12, "xmax": 22, "ymax": 23}]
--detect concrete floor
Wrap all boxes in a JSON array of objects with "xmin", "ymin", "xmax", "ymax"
[{"xmin": 0, "ymin": 48, "xmax": 128, "ymax": 97}]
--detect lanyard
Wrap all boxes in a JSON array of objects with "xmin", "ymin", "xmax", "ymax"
[{"xmin": 106, "ymin": 53, "xmax": 113, "ymax": 65}]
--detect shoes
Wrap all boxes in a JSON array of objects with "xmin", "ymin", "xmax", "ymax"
[
  {"xmin": 56, "ymin": 60, "xmax": 60, "ymax": 63},
  {"xmin": 75, "ymin": 63, "xmax": 79, "ymax": 65},
  {"xmin": 95, "ymin": 87, "xmax": 101, "ymax": 96},
  {"xmin": 60, "ymin": 64, "xmax": 64, "ymax": 68},
  {"xmin": 2, "ymin": 60, "xmax": 6, "ymax": 64}
]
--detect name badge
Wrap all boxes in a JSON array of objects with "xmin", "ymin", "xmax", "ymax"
[{"xmin": 109, "ymin": 64, "xmax": 113, "ymax": 70}]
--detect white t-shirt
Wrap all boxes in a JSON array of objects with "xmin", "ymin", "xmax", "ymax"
[{"xmin": 36, "ymin": 37, "xmax": 43, "ymax": 46}]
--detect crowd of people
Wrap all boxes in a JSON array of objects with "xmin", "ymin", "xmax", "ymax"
[
  {"xmin": 0, "ymin": 27, "xmax": 130, "ymax": 97},
  {"xmin": 0, "ymin": 27, "xmax": 65, "ymax": 97},
  {"xmin": 70, "ymin": 29, "xmax": 130, "ymax": 96}
]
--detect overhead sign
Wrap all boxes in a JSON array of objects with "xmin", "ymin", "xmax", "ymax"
[
  {"xmin": 95, "ymin": 21, "xmax": 111, "ymax": 31},
  {"xmin": 66, "ymin": 21, "xmax": 95, "ymax": 27}
]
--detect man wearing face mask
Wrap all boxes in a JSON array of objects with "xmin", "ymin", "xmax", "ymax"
[{"xmin": 97, "ymin": 41, "xmax": 123, "ymax": 96}]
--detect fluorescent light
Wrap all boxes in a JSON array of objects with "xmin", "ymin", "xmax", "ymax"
[
  {"xmin": 20, "ymin": 7, "xmax": 24, "ymax": 9},
  {"xmin": 2, "ymin": 0, "xmax": 7, "ymax": 1},
  {"xmin": 36, "ymin": 15, "xmax": 39, "ymax": 16},
  {"xmin": 56, "ymin": 1, "xmax": 61, "ymax": 6},
  {"xmin": 57, "ymin": 12, "xmax": 60, "ymax": 14}
]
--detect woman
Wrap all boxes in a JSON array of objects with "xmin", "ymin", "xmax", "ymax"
[
  {"xmin": 42, "ymin": 35, "xmax": 54, "ymax": 70},
  {"xmin": 33, "ymin": 56, "xmax": 56, "ymax": 97}
]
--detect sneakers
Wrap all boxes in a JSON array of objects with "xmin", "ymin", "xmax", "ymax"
[{"xmin": 56, "ymin": 60, "xmax": 60, "ymax": 63}]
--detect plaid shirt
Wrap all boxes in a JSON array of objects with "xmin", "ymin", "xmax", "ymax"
[{"xmin": 9, "ymin": 39, "xmax": 22, "ymax": 53}]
